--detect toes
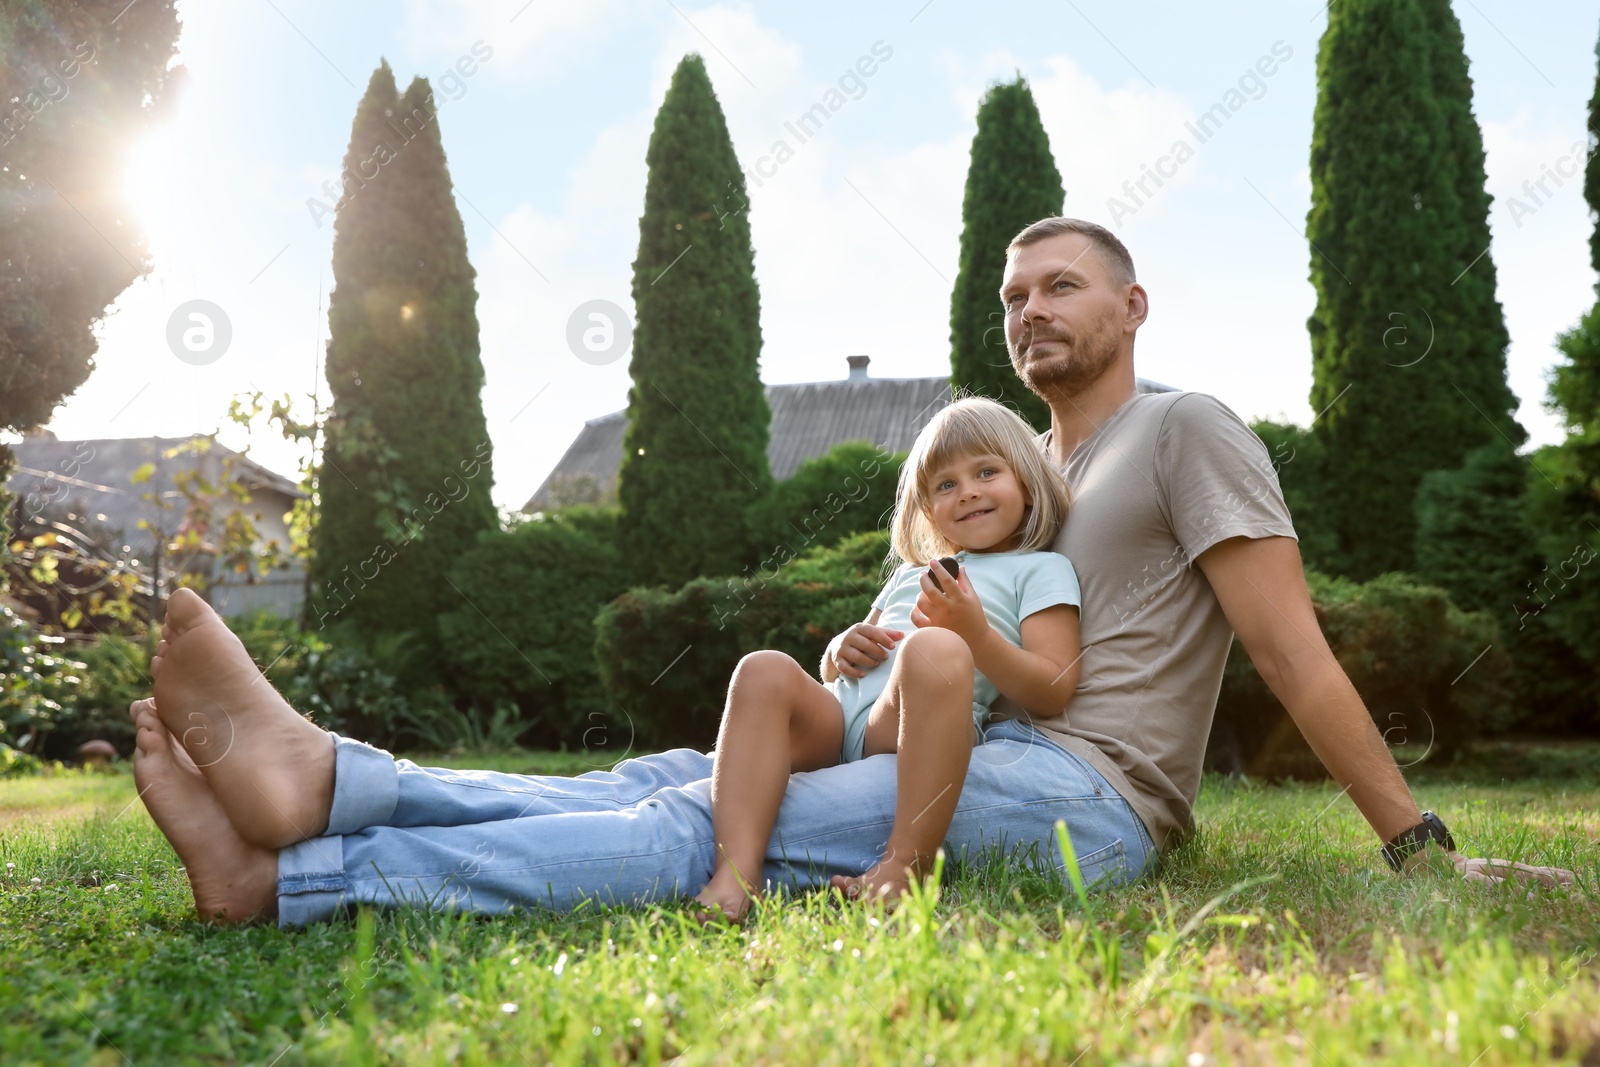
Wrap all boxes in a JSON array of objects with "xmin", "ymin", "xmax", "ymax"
[
  {"xmin": 163, "ymin": 588, "xmax": 214, "ymax": 633},
  {"xmin": 134, "ymin": 717, "xmax": 167, "ymax": 757}
]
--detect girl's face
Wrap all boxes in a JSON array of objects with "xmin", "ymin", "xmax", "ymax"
[{"xmin": 924, "ymin": 451, "xmax": 1032, "ymax": 553}]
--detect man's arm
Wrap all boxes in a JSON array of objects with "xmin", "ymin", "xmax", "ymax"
[
  {"xmin": 1198, "ymin": 534, "xmax": 1575, "ymax": 887},
  {"xmin": 1195, "ymin": 534, "xmax": 1419, "ymax": 841}
]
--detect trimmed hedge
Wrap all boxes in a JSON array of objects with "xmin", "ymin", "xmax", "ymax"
[
  {"xmin": 439, "ymin": 506, "xmax": 631, "ymax": 744},
  {"xmin": 594, "ymin": 531, "xmax": 893, "ymax": 750},
  {"xmin": 745, "ymin": 441, "xmax": 904, "ymax": 562},
  {"xmin": 1208, "ymin": 570, "xmax": 1512, "ymax": 778}
]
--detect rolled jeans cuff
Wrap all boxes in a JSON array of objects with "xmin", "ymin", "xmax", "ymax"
[
  {"xmin": 276, "ymin": 733, "xmax": 397, "ymax": 927},
  {"xmin": 325, "ymin": 732, "xmax": 399, "ymax": 834}
]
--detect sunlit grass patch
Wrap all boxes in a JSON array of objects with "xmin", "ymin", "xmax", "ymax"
[{"xmin": 0, "ymin": 756, "xmax": 1595, "ymax": 1065}]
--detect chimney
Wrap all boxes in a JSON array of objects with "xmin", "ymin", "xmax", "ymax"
[{"xmin": 846, "ymin": 355, "xmax": 870, "ymax": 383}]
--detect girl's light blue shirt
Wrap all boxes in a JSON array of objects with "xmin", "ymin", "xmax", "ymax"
[{"xmin": 827, "ymin": 548, "xmax": 1082, "ymax": 719}]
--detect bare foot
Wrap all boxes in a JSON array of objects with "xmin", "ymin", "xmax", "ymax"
[
  {"xmin": 151, "ymin": 588, "xmax": 334, "ymax": 849},
  {"xmin": 829, "ymin": 858, "xmax": 917, "ymax": 912},
  {"xmin": 131, "ymin": 699, "xmax": 278, "ymax": 924},
  {"xmin": 690, "ymin": 871, "xmax": 758, "ymax": 926}
]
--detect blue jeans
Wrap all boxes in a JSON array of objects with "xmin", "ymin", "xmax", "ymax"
[{"xmin": 276, "ymin": 717, "xmax": 1158, "ymax": 926}]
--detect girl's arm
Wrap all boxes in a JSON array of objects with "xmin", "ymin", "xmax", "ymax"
[
  {"xmin": 910, "ymin": 565, "xmax": 1081, "ymax": 717},
  {"xmin": 967, "ymin": 605, "xmax": 1080, "ymax": 717},
  {"xmin": 820, "ymin": 607, "xmax": 907, "ymax": 683}
]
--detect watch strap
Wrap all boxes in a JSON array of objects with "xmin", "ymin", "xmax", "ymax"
[{"xmin": 1383, "ymin": 810, "xmax": 1456, "ymax": 871}]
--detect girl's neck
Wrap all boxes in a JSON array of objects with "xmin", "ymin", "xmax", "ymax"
[{"xmin": 952, "ymin": 531, "xmax": 1024, "ymax": 555}]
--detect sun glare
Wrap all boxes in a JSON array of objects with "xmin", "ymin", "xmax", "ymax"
[{"xmin": 121, "ymin": 121, "xmax": 188, "ymax": 259}]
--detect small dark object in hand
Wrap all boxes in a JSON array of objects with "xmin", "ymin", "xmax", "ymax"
[{"xmin": 927, "ymin": 556, "xmax": 960, "ymax": 592}]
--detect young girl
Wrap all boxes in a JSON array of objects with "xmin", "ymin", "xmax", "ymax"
[{"xmin": 692, "ymin": 397, "xmax": 1083, "ymax": 923}]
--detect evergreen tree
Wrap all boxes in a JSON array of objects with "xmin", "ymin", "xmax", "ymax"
[
  {"xmin": 313, "ymin": 63, "xmax": 497, "ymax": 666},
  {"xmin": 1587, "ymin": 21, "xmax": 1600, "ymax": 281},
  {"xmin": 1306, "ymin": 0, "xmax": 1521, "ymax": 580},
  {"xmin": 948, "ymin": 76, "xmax": 1064, "ymax": 433},
  {"xmin": 617, "ymin": 55, "xmax": 770, "ymax": 588},
  {"xmin": 0, "ymin": 0, "xmax": 182, "ymax": 586},
  {"xmin": 1414, "ymin": 441, "xmax": 1541, "ymax": 615},
  {"xmin": 1521, "ymin": 20, "xmax": 1600, "ymax": 728}
]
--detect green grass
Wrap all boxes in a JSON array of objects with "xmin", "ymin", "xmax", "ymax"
[{"xmin": 1, "ymin": 750, "xmax": 1597, "ymax": 1065}]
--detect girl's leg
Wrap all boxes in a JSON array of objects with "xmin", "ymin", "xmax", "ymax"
[
  {"xmin": 836, "ymin": 626, "xmax": 975, "ymax": 905},
  {"xmin": 692, "ymin": 650, "xmax": 845, "ymax": 921}
]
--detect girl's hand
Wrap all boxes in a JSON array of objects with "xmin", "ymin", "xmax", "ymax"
[
  {"xmin": 911, "ymin": 562, "xmax": 988, "ymax": 645},
  {"xmin": 831, "ymin": 623, "xmax": 907, "ymax": 679}
]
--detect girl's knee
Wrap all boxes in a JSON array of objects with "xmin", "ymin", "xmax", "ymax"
[
  {"xmin": 899, "ymin": 627, "xmax": 974, "ymax": 671},
  {"xmin": 730, "ymin": 650, "xmax": 805, "ymax": 702}
]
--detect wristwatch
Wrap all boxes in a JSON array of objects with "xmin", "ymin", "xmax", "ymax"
[{"xmin": 1382, "ymin": 810, "xmax": 1456, "ymax": 872}]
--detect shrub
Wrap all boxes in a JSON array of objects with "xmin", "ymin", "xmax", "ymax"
[
  {"xmin": 1415, "ymin": 440, "xmax": 1595, "ymax": 735},
  {"xmin": 745, "ymin": 441, "xmax": 904, "ymax": 561},
  {"xmin": 1208, "ymin": 570, "xmax": 1512, "ymax": 779},
  {"xmin": 594, "ymin": 530, "xmax": 892, "ymax": 750},
  {"xmin": 0, "ymin": 742, "xmax": 46, "ymax": 778},
  {"xmin": 48, "ymin": 632, "xmax": 151, "ymax": 758},
  {"xmin": 1248, "ymin": 420, "xmax": 1339, "ymax": 572},
  {"xmin": 439, "ymin": 506, "xmax": 631, "ymax": 746},
  {"xmin": 0, "ymin": 604, "xmax": 86, "ymax": 756},
  {"xmin": 217, "ymin": 609, "xmax": 434, "ymax": 750}
]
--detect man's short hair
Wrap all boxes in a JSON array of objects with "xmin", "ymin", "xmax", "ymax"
[{"xmin": 1007, "ymin": 216, "xmax": 1137, "ymax": 286}]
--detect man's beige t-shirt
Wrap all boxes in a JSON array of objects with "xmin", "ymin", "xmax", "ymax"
[{"xmin": 992, "ymin": 390, "xmax": 1296, "ymax": 853}]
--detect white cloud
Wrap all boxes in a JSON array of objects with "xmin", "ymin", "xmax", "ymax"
[{"xmin": 399, "ymin": 0, "xmax": 637, "ymax": 77}]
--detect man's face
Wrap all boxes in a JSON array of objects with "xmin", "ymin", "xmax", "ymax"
[{"xmin": 999, "ymin": 233, "xmax": 1136, "ymax": 400}]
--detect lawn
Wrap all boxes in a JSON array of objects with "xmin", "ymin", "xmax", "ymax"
[{"xmin": 1, "ymin": 748, "xmax": 1596, "ymax": 1066}]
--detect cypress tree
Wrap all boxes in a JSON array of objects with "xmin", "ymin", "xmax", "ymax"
[
  {"xmin": 617, "ymin": 55, "xmax": 770, "ymax": 588},
  {"xmin": 313, "ymin": 62, "xmax": 497, "ymax": 663},
  {"xmin": 948, "ymin": 77, "xmax": 1064, "ymax": 433},
  {"xmin": 1519, "ymin": 21, "xmax": 1600, "ymax": 725},
  {"xmin": 1306, "ymin": 0, "xmax": 1521, "ymax": 580},
  {"xmin": 1588, "ymin": 21, "xmax": 1600, "ymax": 281}
]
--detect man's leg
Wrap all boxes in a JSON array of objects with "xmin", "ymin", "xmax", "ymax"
[
  {"xmin": 275, "ymin": 718, "xmax": 1156, "ymax": 925},
  {"xmin": 130, "ymin": 700, "xmax": 278, "ymax": 923},
  {"xmin": 149, "ymin": 589, "xmax": 715, "ymax": 844},
  {"xmin": 332, "ymin": 739, "xmax": 717, "ymax": 832}
]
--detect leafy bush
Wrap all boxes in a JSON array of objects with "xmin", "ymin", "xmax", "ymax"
[
  {"xmin": 746, "ymin": 441, "xmax": 904, "ymax": 561},
  {"xmin": 439, "ymin": 506, "xmax": 631, "ymax": 746},
  {"xmin": 595, "ymin": 530, "xmax": 893, "ymax": 750},
  {"xmin": 1416, "ymin": 440, "xmax": 1596, "ymax": 735},
  {"xmin": 48, "ymin": 632, "xmax": 151, "ymax": 758},
  {"xmin": 1248, "ymin": 420, "xmax": 1339, "ymax": 572},
  {"xmin": 220, "ymin": 609, "xmax": 438, "ymax": 750},
  {"xmin": 0, "ymin": 605, "xmax": 86, "ymax": 755},
  {"xmin": 0, "ymin": 742, "xmax": 46, "ymax": 778},
  {"xmin": 1208, "ymin": 570, "xmax": 1512, "ymax": 779}
]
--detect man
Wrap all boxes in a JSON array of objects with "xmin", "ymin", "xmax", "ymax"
[{"xmin": 131, "ymin": 217, "xmax": 1574, "ymax": 924}]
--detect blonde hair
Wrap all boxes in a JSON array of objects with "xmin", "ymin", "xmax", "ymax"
[{"xmin": 889, "ymin": 396, "xmax": 1071, "ymax": 566}]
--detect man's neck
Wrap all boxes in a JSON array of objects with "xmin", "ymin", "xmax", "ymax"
[{"xmin": 1045, "ymin": 360, "xmax": 1138, "ymax": 464}]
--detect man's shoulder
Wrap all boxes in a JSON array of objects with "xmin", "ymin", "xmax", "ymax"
[
  {"xmin": 1145, "ymin": 391, "xmax": 1262, "ymax": 451},
  {"xmin": 1145, "ymin": 390, "xmax": 1243, "ymax": 427}
]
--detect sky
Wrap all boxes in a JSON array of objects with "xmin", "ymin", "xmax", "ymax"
[{"xmin": 22, "ymin": 0, "xmax": 1600, "ymax": 512}]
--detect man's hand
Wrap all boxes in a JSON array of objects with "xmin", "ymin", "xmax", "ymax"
[
  {"xmin": 1403, "ymin": 846, "xmax": 1578, "ymax": 893},
  {"xmin": 828, "ymin": 623, "xmax": 906, "ymax": 680},
  {"xmin": 910, "ymin": 562, "xmax": 989, "ymax": 645}
]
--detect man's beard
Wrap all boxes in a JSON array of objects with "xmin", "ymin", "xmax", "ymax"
[{"xmin": 1008, "ymin": 311, "xmax": 1120, "ymax": 401}]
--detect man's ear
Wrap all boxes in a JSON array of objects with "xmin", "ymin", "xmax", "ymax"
[{"xmin": 1125, "ymin": 283, "xmax": 1150, "ymax": 333}]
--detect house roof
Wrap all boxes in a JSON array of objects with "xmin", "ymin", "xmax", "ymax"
[
  {"xmin": 522, "ymin": 357, "xmax": 1179, "ymax": 512},
  {"xmin": 6, "ymin": 434, "xmax": 303, "ymax": 553}
]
